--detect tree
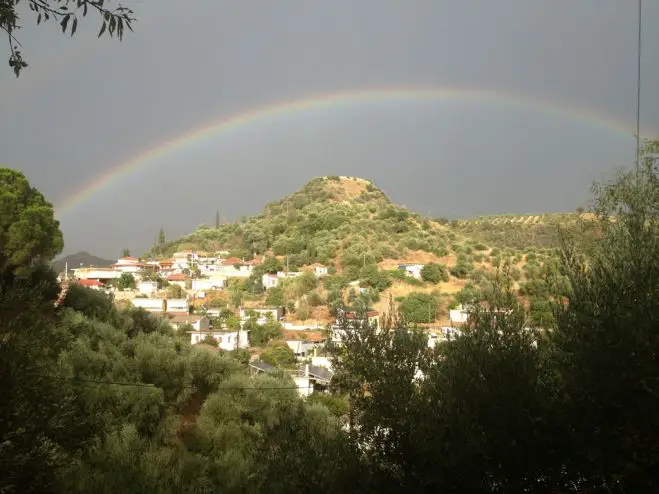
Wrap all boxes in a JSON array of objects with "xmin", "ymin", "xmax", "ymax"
[
  {"xmin": 215, "ymin": 209, "xmax": 220, "ymax": 229},
  {"xmin": 166, "ymin": 283, "xmax": 183, "ymax": 298},
  {"xmin": 158, "ymin": 225, "xmax": 166, "ymax": 246},
  {"xmin": 117, "ymin": 272, "xmax": 135, "ymax": 291},
  {"xmin": 420, "ymin": 262, "xmax": 448, "ymax": 283},
  {"xmin": 247, "ymin": 314, "xmax": 283, "ymax": 347},
  {"xmin": 2, "ymin": 0, "xmax": 135, "ymax": 77},
  {"xmin": 0, "ymin": 168, "xmax": 64, "ymax": 276},
  {"xmin": 260, "ymin": 341, "xmax": 296, "ymax": 368},
  {"xmin": 398, "ymin": 292, "xmax": 439, "ymax": 323},
  {"xmin": 121, "ymin": 248, "xmax": 130, "ymax": 257},
  {"xmin": 552, "ymin": 147, "xmax": 659, "ymax": 491}
]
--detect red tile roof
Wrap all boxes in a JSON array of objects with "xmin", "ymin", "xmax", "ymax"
[
  {"xmin": 78, "ymin": 279, "xmax": 103, "ymax": 287},
  {"xmin": 221, "ymin": 257, "xmax": 242, "ymax": 266},
  {"xmin": 167, "ymin": 274, "xmax": 187, "ymax": 282}
]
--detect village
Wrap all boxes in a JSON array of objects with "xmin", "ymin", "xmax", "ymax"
[{"xmin": 60, "ymin": 250, "xmax": 482, "ymax": 398}]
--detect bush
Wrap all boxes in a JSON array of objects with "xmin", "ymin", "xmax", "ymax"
[
  {"xmin": 398, "ymin": 292, "xmax": 439, "ymax": 323},
  {"xmin": 474, "ymin": 243, "xmax": 488, "ymax": 251},
  {"xmin": 450, "ymin": 262, "xmax": 473, "ymax": 279},
  {"xmin": 421, "ymin": 263, "xmax": 449, "ymax": 284}
]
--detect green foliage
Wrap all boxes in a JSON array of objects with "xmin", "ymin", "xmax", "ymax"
[
  {"xmin": 0, "ymin": 169, "xmax": 64, "ymax": 275},
  {"xmin": 117, "ymin": 273, "xmax": 136, "ymax": 291},
  {"xmin": 421, "ymin": 262, "xmax": 449, "ymax": 283},
  {"xmin": 260, "ymin": 342, "xmax": 296, "ymax": 368},
  {"xmin": 265, "ymin": 285, "xmax": 285, "ymax": 306},
  {"xmin": 163, "ymin": 177, "xmax": 450, "ymax": 271},
  {"xmin": 245, "ymin": 314, "xmax": 283, "ymax": 347},
  {"xmin": 398, "ymin": 292, "xmax": 440, "ymax": 323},
  {"xmin": 306, "ymin": 392, "xmax": 350, "ymax": 417},
  {"xmin": 2, "ymin": 1, "xmax": 136, "ymax": 77}
]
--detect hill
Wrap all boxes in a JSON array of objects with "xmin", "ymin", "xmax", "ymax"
[
  {"xmin": 160, "ymin": 176, "xmax": 591, "ymax": 326},
  {"xmin": 52, "ymin": 251, "xmax": 114, "ymax": 273},
  {"xmin": 161, "ymin": 176, "xmax": 455, "ymax": 274}
]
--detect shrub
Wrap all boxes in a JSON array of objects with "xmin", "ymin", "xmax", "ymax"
[{"xmin": 421, "ymin": 263, "xmax": 449, "ymax": 284}]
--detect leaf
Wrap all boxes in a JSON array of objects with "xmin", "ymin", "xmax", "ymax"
[
  {"xmin": 37, "ymin": 13, "xmax": 41, "ymax": 24},
  {"xmin": 71, "ymin": 17, "xmax": 78, "ymax": 37},
  {"xmin": 60, "ymin": 15, "xmax": 69, "ymax": 33},
  {"xmin": 98, "ymin": 21, "xmax": 106, "ymax": 38}
]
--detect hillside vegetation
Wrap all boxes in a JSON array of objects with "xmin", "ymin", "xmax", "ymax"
[
  {"xmin": 159, "ymin": 176, "xmax": 583, "ymax": 326},
  {"xmin": 163, "ymin": 176, "xmax": 455, "ymax": 272}
]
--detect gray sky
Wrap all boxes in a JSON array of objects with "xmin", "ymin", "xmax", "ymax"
[{"xmin": 1, "ymin": 0, "xmax": 658, "ymax": 258}]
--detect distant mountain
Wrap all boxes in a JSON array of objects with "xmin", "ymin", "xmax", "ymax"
[{"xmin": 52, "ymin": 251, "xmax": 114, "ymax": 274}]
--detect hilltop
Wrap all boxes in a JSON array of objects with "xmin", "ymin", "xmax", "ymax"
[{"xmin": 161, "ymin": 176, "xmax": 455, "ymax": 273}]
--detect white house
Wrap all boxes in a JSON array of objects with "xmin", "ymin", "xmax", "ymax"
[
  {"xmin": 166, "ymin": 274, "xmax": 187, "ymax": 289},
  {"xmin": 73, "ymin": 267, "xmax": 120, "ymax": 282},
  {"xmin": 398, "ymin": 263, "xmax": 425, "ymax": 279},
  {"xmin": 449, "ymin": 305, "xmax": 470, "ymax": 324},
  {"xmin": 112, "ymin": 257, "xmax": 144, "ymax": 275},
  {"xmin": 188, "ymin": 330, "xmax": 249, "ymax": 351},
  {"xmin": 131, "ymin": 298, "xmax": 166, "ymax": 313},
  {"xmin": 137, "ymin": 280, "xmax": 158, "ymax": 296},
  {"xmin": 164, "ymin": 298, "xmax": 189, "ymax": 315},
  {"xmin": 314, "ymin": 265, "xmax": 329, "ymax": 277},
  {"xmin": 191, "ymin": 278, "xmax": 213, "ymax": 291},
  {"xmin": 172, "ymin": 252, "xmax": 192, "ymax": 270},
  {"xmin": 262, "ymin": 274, "xmax": 280, "ymax": 289},
  {"xmin": 239, "ymin": 306, "xmax": 284, "ymax": 325},
  {"xmin": 170, "ymin": 314, "xmax": 210, "ymax": 331},
  {"xmin": 283, "ymin": 330, "xmax": 325, "ymax": 358}
]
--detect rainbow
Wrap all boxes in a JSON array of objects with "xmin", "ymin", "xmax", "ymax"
[{"xmin": 55, "ymin": 86, "xmax": 641, "ymax": 217}]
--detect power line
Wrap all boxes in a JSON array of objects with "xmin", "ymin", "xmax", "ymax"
[
  {"xmin": 635, "ymin": 0, "xmax": 642, "ymax": 181},
  {"xmin": 30, "ymin": 374, "xmax": 306, "ymax": 391}
]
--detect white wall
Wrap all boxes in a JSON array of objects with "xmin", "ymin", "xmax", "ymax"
[{"xmin": 294, "ymin": 377, "xmax": 314, "ymax": 398}]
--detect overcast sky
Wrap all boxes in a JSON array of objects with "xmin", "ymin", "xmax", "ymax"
[{"xmin": 2, "ymin": 0, "xmax": 658, "ymax": 258}]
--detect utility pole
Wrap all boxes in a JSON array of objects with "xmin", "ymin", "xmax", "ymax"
[{"xmin": 635, "ymin": 0, "xmax": 642, "ymax": 183}]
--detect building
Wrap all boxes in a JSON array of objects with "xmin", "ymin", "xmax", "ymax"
[
  {"xmin": 166, "ymin": 273, "xmax": 187, "ymax": 289},
  {"xmin": 191, "ymin": 278, "xmax": 213, "ymax": 292},
  {"xmin": 398, "ymin": 263, "xmax": 425, "ymax": 279},
  {"xmin": 188, "ymin": 330, "xmax": 249, "ymax": 351},
  {"xmin": 449, "ymin": 305, "xmax": 469, "ymax": 324},
  {"xmin": 164, "ymin": 298, "xmax": 189, "ymax": 315},
  {"xmin": 170, "ymin": 314, "xmax": 210, "ymax": 331},
  {"xmin": 340, "ymin": 310, "xmax": 380, "ymax": 328},
  {"xmin": 239, "ymin": 306, "xmax": 284, "ymax": 324},
  {"xmin": 314, "ymin": 264, "xmax": 329, "ymax": 277},
  {"xmin": 113, "ymin": 257, "xmax": 143, "ymax": 275},
  {"xmin": 261, "ymin": 273, "xmax": 280, "ymax": 289},
  {"xmin": 73, "ymin": 267, "xmax": 120, "ymax": 282},
  {"xmin": 131, "ymin": 298, "xmax": 166, "ymax": 313},
  {"xmin": 76, "ymin": 279, "xmax": 106, "ymax": 290},
  {"xmin": 137, "ymin": 280, "xmax": 158, "ymax": 295},
  {"xmin": 282, "ymin": 330, "xmax": 326, "ymax": 358}
]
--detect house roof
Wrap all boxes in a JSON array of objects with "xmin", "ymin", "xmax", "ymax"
[
  {"xmin": 249, "ymin": 360, "xmax": 274, "ymax": 373},
  {"xmin": 307, "ymin": 364, "xmax": 334, "ymax": 383},
  {"xmin": 78, "ymin": 279, "xmax": 103, "ymax": 287},
  {"xmin": 167, "ymin": 274, "xmax": 187, "ymax": 282},
  {"xmin": 119, "ymin": 256, "xmax": 139, "ymax": 261},
  {"xmin": 221, "ymin": 257, "xmax": 243, "ymax": 266}
]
